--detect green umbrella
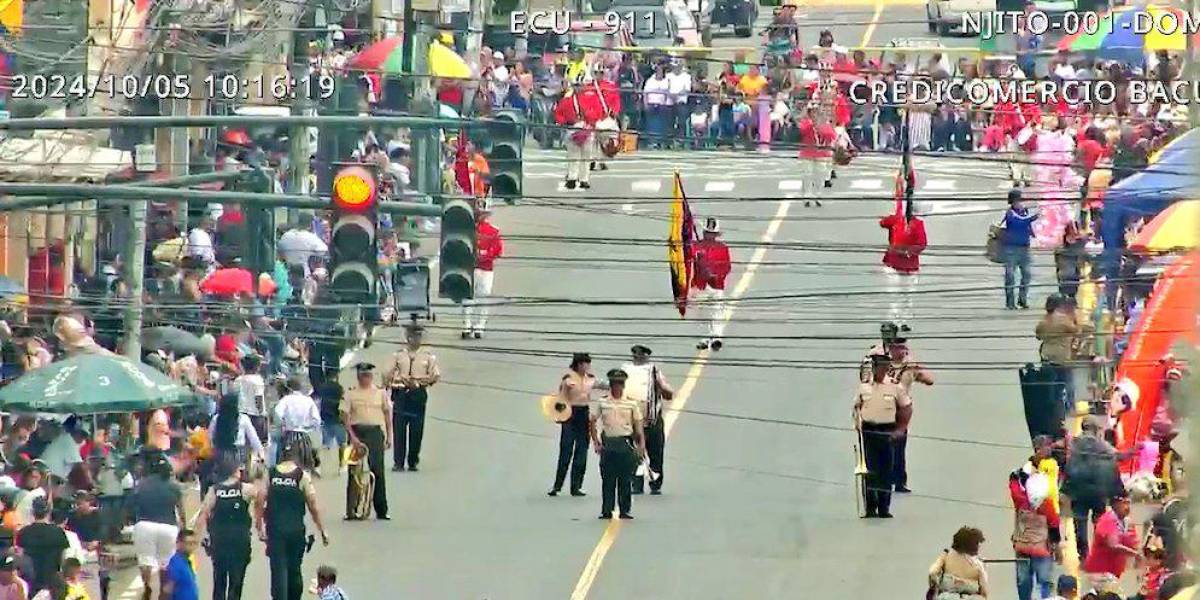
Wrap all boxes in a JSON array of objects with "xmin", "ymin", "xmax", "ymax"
[{"xmin": 0, "ymin": 354, "xmax": 196, "ymax": 414}]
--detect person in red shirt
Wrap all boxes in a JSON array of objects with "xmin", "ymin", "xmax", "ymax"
[
  {"xmin": 797, "ymin": 106, "xmax": 833, "ymax": 207},
  {"xmin": 879, "ymin": 204, "xmax": 927, "ymax": 327},
  {"xmin": 691, "ymin": 218, "xmax": 732, "ymax": 351},
  {"xmin": 1081, "ymin": 492, "xmax": 1141, "ymax": 594},
  {"xmin": 554, "ymin": 77, "xmax": 604, "ymax": 190},
  {"xmin": 462, "ymin": 198, "xmax": 504, "ymax": 339}
]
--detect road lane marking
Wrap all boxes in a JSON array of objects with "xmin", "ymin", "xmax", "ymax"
[
  {"xmin": 778, "ymin": 180, "xmax": 803, "ymax": 191},
  {"xmin": 922, "ymin": 179, "xmax": 956, "ymax": 191},
  {"xmin": 704, "ymin": 181, "xmax": 735, "ymax": 192},
  {"xmin": 860, "ymin": 0, "xmax": 885, "ymax": 47},
  {"xmin": 621, "ymin": 203, "xmax": 635, "ymax": 213},
  {"xmin": 631, "ymin": 180, "xmax": 663, "ymax": 192},
  {"xmin": 849, "ymin": 178, "xmax": 883, "ymax": 190},
  {"xmin": 569, "ymin": 199, "xmax": 794, "ymax": 600}
]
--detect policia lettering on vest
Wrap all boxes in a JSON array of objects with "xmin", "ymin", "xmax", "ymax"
[
  {"xmin": 195, "ymin": 455, "xmax": 257, "ymax": 600},
  {"xmin": 853, "ymin": 354, "xmax": 913, "ymax": 519},
  {"xmin": 255, "ymin": 438, "xmax": 330, "ymax": 600},
  {"xmin": 589, "ymin": 369, "xmax": 647, "ymax": 520}
]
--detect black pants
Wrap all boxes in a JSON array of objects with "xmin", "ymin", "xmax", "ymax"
[
  {"xmin": 211, "ymin": 542, "xmax": 250, "ymax": 600},
  {"xmin": 645, "ymin": 418, "xmax": 665, "ymax": 491},
  {"xmin": 861, "ymin": 422, "xmax": 896, "ymax": 515},
  {"xmin": 600, "ymin": 436, "xmax": 637, "ymax": 516},
  {"xmin": 393, "ymin": 388, "xmax": 428, "ymax": 469},
  {"xmin": 351, "ymin": 425, "xmax": 388, "ymax": 517},
  {"xmin": 553, "ymin": 406, "xmax": 589, "ymax": 492},
  {"xmin": 1072, "ymin": 495, "xmax": 1105, "ymax": 560},
  {"xmin": 267, "ymin": 529, "xmax": 306, "ymax": 600},
  {"xmin": 891, "ymin": 433, "xmax": 908, "ymax": 489}
]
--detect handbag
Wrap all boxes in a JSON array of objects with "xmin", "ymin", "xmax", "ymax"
[
  {"xmin": 985, "ymin": 224, "xmax": 1005, "ymax": 264},
  {"xmin": 926, "ymin": 550, "xmax": 947, "ymax": 600},
  {"xmin": 1012, "ymin": 508, "xmax": 1051, "ymax": 557}
]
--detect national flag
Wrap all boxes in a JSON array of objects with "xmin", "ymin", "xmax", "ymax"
[{"xmin": 668, "ymin": 172, "xmax": 697, "ymax": 317}]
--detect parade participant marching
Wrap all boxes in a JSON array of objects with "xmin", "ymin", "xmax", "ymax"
[
  {"xmin": 879, "ymin": 199, "xmax": 927, "ymax": 328},
  {"xmin": 591, "ymin": 65, "xmax": 622, "ymax": 173},
  {"xmin": 462, "ymin": 199, "xmax": 503, "ymax": 340},
  {"xmin": 274, "ymin": 375, "xmax": 322, "ymax": 474},
  {"xmin": 621, "ymin": 345, "xmax": 675, "ymax": 495},
  {"xmin": 554, "ymin": 72, "xmax": 604, "ymax": 190},
  {"xmin": 386, "ymin": 323, "xmax": 441, "ymax": 472},
  {"xmin": 859, "ymin": 326, "xmax": 933, "ymax": 494},
  {"xmin": 589, "ymin": 369, "xmax": 646, "ymax": 520},
  {"xmin": 692, "ymin": 218, "xmax": 732, "ymax": 351},
  {"xmin": 195, "ymin": 455, "xmax": 257, "ymax": 600},
  {"xmin": 853, "ymin": 354, "xmax": 912, "ymax": 518},
  {"xmin": 549, "ymin": 353, "xmax": 597, "ymax": 498},
  {"xmin": 256, "ymin": 438, "xmax": 329, "ymax": 600},
  {"xmin": 340, "ymin": 362, "xmax": 392, "ymax": 520},
  {"xmin": 797, "ymin": 105, "xmax": 832, "ymax": 207}
]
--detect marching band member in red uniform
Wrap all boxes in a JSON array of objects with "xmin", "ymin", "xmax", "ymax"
[
  {"xmin": 591, "ymin": 65, "xmax": 622, "ymax": 172},
  {"xmin": 554, "ymin": 74, "xmax": 605, "ymax": 190},
  {"xmin": 692, "ymin": 218, "xmax": 732, "ymax": 351},
  {"xmin": 462, "ymin": 199, "xmax": 504, "ymax": 339}
]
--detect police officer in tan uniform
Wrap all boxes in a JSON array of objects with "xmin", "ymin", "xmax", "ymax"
[
  {"xmin": 386, "ymin": 323, "xmax": 441, "ymax": 472},
  {"xmin": 589, "ymin": 369, "xmax": 646, "ymax": 520},
  {"xmin": 854, "ymin": 354, "xmax": 912, "ymax": 519},
  {"xmin": 859, "ymin": 322, "xmax": 933, "ymax": 494},
  {"xmin": 341, "ymin": 362, "xmax": 392, "ymax": 520}
]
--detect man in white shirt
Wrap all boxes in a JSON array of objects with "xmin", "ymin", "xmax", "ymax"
[
  {"xmin": 39, "ymin": 419, "xmax": 83, "ymax": 483},
  {"xmin": 489, "ymin": 51, "xmax": 510, "ymax": 106},
  {"xmin": 186, "ymin": 216, "xmax": 217, "ymax": 269},
  {"xmin": 666, "ymin": 62, "xmax": 692, "ymax": 150},
  {"xmin": 274, "ymin": 375, "xmax": 322, "ymax": 471},
  {"xmin": 642, "ymin": 64, "xmax": 672, "ymax": 150}
]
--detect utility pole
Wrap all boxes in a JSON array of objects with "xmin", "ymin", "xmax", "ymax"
[
  {"xmin": 123, "ymin": 198, "xmax": 147, "ymax": 360},
  {"xmin": 463, "ymin": 0, "xmax": 486, "ymax": 116},
  {"xmin": 288, "ymin": 10, "xmax": 314, "ymax": 226},
  {"xmin": 1189, "ymin": 0, "xmax": 1198, "ymax": 128}
]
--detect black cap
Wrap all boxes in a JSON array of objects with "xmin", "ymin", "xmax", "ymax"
[
  {"xmin": 1008, "ymin": 188, "xmax": 1023, "ymax": 204},
  {"xmin": 1111, "ymin": 491, "xmax": 1131, "ymax": 503},
  {"xmin": 630, "ymin": 344, "xmax": 652, "ymax": 356},
  {"xmin": 870, "ymin": 353, "xmax": 892, "ymax": 366},
  {"xmin": 355, "ymin": 362, "xmax": 376, "ymax": 374},
  {"xmin": 571, "ymin": 353, "xmax": 592, "ymax": 366},
  {"xmin": 607, "ymin": 369, "xmax": 629, "ymax": 381}
]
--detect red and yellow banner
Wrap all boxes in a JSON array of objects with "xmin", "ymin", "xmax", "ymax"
[{"xmin": 668, "ymin": 172, "xmax": 696, "ymax": 317}]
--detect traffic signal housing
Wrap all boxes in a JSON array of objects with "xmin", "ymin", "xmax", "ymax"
[
  {"xmin": 438, "ymin": 198, "xmax": 476, "ymax": 302},
  {"xmin": 485, "ymin": 109, "xmax": 524, "ymax": 202},
  {"xmin": 329, "ymin": 165, "xmax": 379, "ymax": 302}
]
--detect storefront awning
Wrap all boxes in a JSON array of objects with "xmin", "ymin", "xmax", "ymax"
[{"xmin": 0, "ymin": 131, "xmax": 132, "ymax": 183}]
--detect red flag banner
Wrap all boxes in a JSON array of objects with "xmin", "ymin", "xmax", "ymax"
[{"xmin": 668, "ymin": 172, "xmax": 696, "ymax": 317}]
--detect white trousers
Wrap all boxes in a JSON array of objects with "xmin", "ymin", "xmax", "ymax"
[
  {"xmin": 694, "ymin": 287, "xmax": 725, "ymax": 341},
  {"xmin": 463, "ymin": 268, "xmax": 495, "ymax": 331},
  {"xmin": 883, "ymin": 267, "xmax": 918, "ymax": 324},
  {"xmin": 566, "ymin": 133, "xmax": 593, "ymax": 183},
  {"xmin": 798, "ymin": 158, "xmax": 825, "ymax": 200}
]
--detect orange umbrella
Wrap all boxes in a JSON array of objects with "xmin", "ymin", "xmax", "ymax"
[
  {"xmin": 1130, "ymin": 200, "xmax": 1200, "ymax": 253},
  {"xmin": 1115, "ymin": 253, "xmax": 1200, "ymax": 457}
]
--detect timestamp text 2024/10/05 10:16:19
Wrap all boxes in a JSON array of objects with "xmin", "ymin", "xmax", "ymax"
[
  {"xmin": 7, "ymin": 73, "xmax": 338, "ymax": 102},
  {"xmin": 963, "ymin": 9, "xmax": 1200, "ymax": 39}
]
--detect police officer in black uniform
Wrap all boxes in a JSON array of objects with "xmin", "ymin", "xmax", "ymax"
[
  {"xmin": 196, "ymin": 455, "xmax": 256, "ymax": 600},
  {"xmin": 256, "ymin": 438, "xmax": 330, "ymax": 600}
]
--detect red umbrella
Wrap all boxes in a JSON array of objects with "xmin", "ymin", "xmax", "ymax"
[
  {"xmin": 348, "ymin": 37, "xmax": 403, "ymax": 73},
  {"xmin": 200, "ymin": 268, "xmax": 254, "ymax": 297}
]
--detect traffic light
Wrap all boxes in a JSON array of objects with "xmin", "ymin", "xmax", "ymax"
[
  {"xmin": 438, "ymin": 198, "xmax": 476, "ymax": 302},
  {"xmin": 485, "ymin": 109, "xmax": 524, "ymax": 202},
  {"xmin": 329, "ymin": 165, "xmax": 378, "ymax": 301}
]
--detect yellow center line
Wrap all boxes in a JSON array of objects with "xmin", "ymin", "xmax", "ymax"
[
  {"xmin": 861, "ymin": 1, "xmax": 885, "ymax": 48},
  {"xmin": 569, "ymin": 200, "xmax": 794, "ymax": 600}
]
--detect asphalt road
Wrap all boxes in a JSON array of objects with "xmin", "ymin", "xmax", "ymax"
[{"xmin": 117, "ymin": 4, "xmax": 1068, "ymax": 599}]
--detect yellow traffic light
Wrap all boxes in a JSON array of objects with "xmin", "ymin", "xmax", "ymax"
[{"xmin": 333, "ymin": 166, "xmax": 376, "ymax": 212}]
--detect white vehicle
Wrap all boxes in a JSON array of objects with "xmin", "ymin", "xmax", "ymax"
[{"xmin": 925, "ymin": 0, "xmax": 997, "ymax": 36}]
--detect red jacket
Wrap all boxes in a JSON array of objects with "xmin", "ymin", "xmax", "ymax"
[
  {"xmin": 692, "ymin": 239, "xmax": 731, "ymax": 291},
  {"xmin": 595, "ymin": 79, "xmax": 621, "ymax": 116},
  {"xmin": 553, "ymin": 90, "xmax": 604, "ymax": 126},
  {"xmin": 879, "ymin": 214, "xmax": 927, "ymax": 273},
  {"xmin": 476, "ymin": 220, "xmax": 503, "ymax": 271},
  {"xmin": 798, "ymin": 120, "xmax": 834, "ymax": 160}
]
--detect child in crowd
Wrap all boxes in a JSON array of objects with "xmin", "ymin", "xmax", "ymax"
[{"xmin": 315, "ymin": 565, "xmax": 348, "ymax": 600}]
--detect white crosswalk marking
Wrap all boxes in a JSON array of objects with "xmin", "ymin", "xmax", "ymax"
[
  {"xmin": 850, "ymin": 178, "xmax": 884, "ymax": 190},
  {"xmin": 631, "ymin": 180, "xmax": 662, "ymax": 192},
  {"xmin": 778, "ymin": 180, "xmax": 803, "ymax": 191},
  {"xmin": 998, "ymin": 181, "xmax": 1016, "ymax": 190},
  {"xmin": 922, "ymin": 179, "xmax": 956, "ymax": 191},
  {"xmin": 621, "ymin": 203, "xmax": 634, "ymax": 213},
  {"xmin": 556, "ymin": 181, "xmax": 568, "ymax": 191},
  {"xmin": 704, "ymin": 181, "xmax": 735, "ymax": 192}
]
